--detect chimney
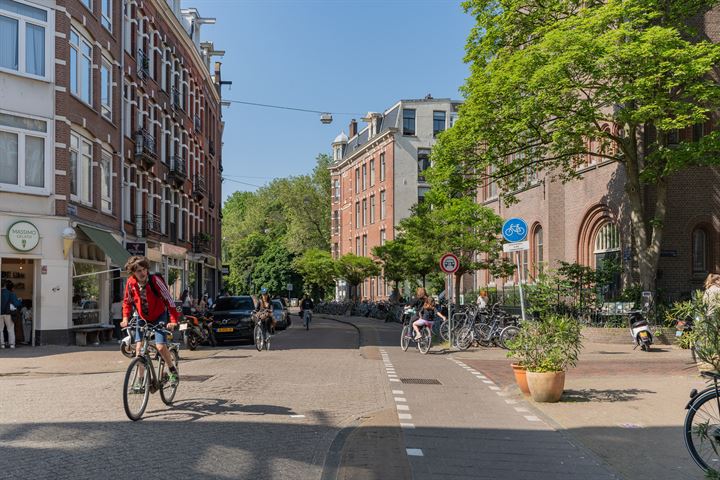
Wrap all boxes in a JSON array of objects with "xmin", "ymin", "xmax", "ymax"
[{"xmin": 349, "ymin": 119, "xmax": 358, "ymax": 138}]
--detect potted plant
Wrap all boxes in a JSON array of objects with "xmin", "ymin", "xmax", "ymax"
[
  {"xmin": 506, "ymin": 322, "xmax": 538, "ymax": 396},
  {"xmin": 508, "ymin": 315, "xmax": 582, "ymax": 402}
]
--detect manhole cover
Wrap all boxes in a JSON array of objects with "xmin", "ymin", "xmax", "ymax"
[
  {"xmin": 399, "ymin": 378, "xmax": 442, "ymax": 385},
  {"xmin": 181, "ymin": 375, "xmax": 214, "ymax": 382}
]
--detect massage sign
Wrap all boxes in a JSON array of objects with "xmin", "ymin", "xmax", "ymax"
[{"xmin": 7, "ymin": 221, "xmax": 40, "ymax": 252}]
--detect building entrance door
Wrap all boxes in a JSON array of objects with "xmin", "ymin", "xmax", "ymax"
[{"xmin": 1, "ymin": 258, "xmax": 36, "ymax": 346}]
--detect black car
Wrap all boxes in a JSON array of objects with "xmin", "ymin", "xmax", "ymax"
[
  {"xmin": 211, "ymin": 296, "xmax": 256, "ymax": 342},
  {"xmin": 272, "ymin": 299, "xmax": 290, "ymax": 330}
]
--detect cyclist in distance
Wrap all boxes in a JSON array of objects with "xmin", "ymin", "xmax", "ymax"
[
  {"xmin": 120, "ymin": 256, "xmax": 180, "ymax": 385},
  {"xmin": 256, "ymin": 288, "xmax": 275, "ymax": 334},
  {"xmin": 412, "ymin": 297, "xmax": 446, "ymax": 340}
]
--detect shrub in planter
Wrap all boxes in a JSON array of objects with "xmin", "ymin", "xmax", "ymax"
[{"xmin": 507, "ymin": 315, "xmax": 583, "ymax": 402}]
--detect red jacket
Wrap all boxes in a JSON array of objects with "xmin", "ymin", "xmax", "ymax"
[{"xmin": 122, "ymin": 274, "xmax": 180, "ymax": 324}]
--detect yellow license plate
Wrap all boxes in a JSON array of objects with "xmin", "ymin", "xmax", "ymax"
[
  {"xmin": 639, "ymin": 331, "xmax": 649, "ymax": 338},
  {"xmin": 217, "ymin": 327, "xmax": 233, "ymax": 333}
]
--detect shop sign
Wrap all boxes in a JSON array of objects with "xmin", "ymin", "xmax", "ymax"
[
  {"xmin": 7, "ymin": 220, "xmax": 40, "ymax": 252},
  {"xmin": 125, "ymin": 241, "xmax": 146, "ymax": 256}
]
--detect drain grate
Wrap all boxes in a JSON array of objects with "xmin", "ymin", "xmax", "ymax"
[
  {"xmin": 399, "ymin": 378, "xmax": 442, "ymax": 385},
  {"xmin": 181, "ymin": 375, "xmax": 214, "ymax": 382}
]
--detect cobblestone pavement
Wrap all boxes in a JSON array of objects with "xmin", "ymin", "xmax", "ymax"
[{"xmin": 0, "ymin": 317, "xmax": 392, "ymax": 480}]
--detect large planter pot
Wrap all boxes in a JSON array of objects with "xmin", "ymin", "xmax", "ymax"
[
  {"xmin": 526, "ymin": 371, "xmax": 566, "ymax": 403},
  {"xmin": 511, "ymin": 363, "xmax": 530, "ymax": 396}
]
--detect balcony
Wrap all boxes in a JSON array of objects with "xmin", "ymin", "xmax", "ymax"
[
  {"xmin": 192, "ymin": 234, "xmax": 211, "ymax": 254},
  {"xmin": 194, "ymin": 114, "xmax": 201, "ymax": 133},
  {"xmin": 168, "ymin": 155, "xmax": 187, "ymax": 187},
  {"xmin": 192, "ymin": 175, "xmax": 206, "ymax": 200},
  {"xmin": 135, "ymin": 213, "xmax": 161, "ymax": 238},
  {"xmin": 134, "ymin": 129, "xmax": 156, "ymax": 169},
  {"xmin": 137, "ymin": 49, "xmax": 150, "ymax": 80}
]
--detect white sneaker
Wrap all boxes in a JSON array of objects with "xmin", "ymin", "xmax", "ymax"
[
  {"xmin": 0, "ymin": 344, "xmax": 5, "ymax": 349},
  {"xmin": 9, "ymin": 345, "xmax": 14, "ymax": 349}
]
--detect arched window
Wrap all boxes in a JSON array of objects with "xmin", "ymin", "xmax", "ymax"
[
  {"xmin": 594, "ymin": 223, "xmax": 621, "ymax": 299},
  {"xmin": 532, "ymin": 225, "xmax": 544, "ymax": 278},
  {"xmin": 693, "ymin": 228, "xmax": 708, "ymax": 274},
  {"xmin": 594, "ymin": 223, "xmax": 620, "ymax": 255}
]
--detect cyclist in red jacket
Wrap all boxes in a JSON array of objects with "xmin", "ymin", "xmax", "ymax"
[{"xmin": 120, "ymin": 256, "xmax": 180, "ymax": 385}]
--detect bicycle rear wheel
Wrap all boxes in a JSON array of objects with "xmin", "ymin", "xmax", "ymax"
[
  {"xmin": 418, "ymin": 328, "xmax": 432, "ymax": 354},
  {"xmin": 254, "ymin": 324, "xmax": 264, "ymax": 351},
  {"xmin": 498, "ymin": 325, "xmax": 520, "ymax": 349},
  {"xmin": 400, "ymin": 325, "xmax": 411, "ymax": 351},
  {"xmin": 476, "ymin": 324, "xmax": 493, "ymax": 347},
  {"xmin": 439, "ymin": 320, "xmax": 449, "ymax": 342},
  {"xmin": 685, "ymin": 389, "xmax": 720, "ymax": 473},
  {"xmin": 455, "ymin": 326, "xmax": 473, "ymax": 351},
  {"xmin": 159, "ymin": 356, "xmax": 178, "ymax": 405},
  {"xmin": 123, "ymin": 356, "xmax": 150, "ymax": 421}
]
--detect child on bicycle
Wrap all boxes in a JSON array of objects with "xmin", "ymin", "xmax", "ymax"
[{"xmin": 412, "ymin": 297, "xmax": 446, "ymax": 340}]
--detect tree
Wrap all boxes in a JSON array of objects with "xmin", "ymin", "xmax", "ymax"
[
  {"xmin": 335, "ymin": 254, "xmax": 381, "ymax": 301},
  {"xmin": 401, "ymin": 196, "xmax": 513, "ymax": 303},
  {"xmin": 293, "ymin": 248, "xmax": 337, "ymax": 300},
  {"xmin": 372, "ymin": 239, "xmax": 411, "ymax": 298},
  {"xmin": 433, "ymin": 0, "xmax": 720, "ymax": 290},
  {"xmin": 251, "ymin": 241, "xmax": 302, "ymax": 296}
]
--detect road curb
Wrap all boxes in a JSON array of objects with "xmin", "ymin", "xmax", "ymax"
[{"xmin": 316, "ymin": 315, "xmax": 363, "ymax": 348}]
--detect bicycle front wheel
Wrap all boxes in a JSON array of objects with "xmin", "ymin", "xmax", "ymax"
[
  {"xmin": 418, "ymin": 328, "xmax": 432, "ymax": 355},
  {"xmin": 400, "ymin": 325, "xmax": 411, "ymax": 351},
  {"xmin": 123, "ymin": 356, "xmax": 150, "ymax": 421},
  {"xmin": 439, "ymin": 320, "xmax": 449, "ymax": 342},
  {"xmin": 254, "ymin": 324, "xmax": 264, "ymax": 351},
  {"xmin": 685, "ymin": 389, "xmax": 720, "ymax": 473},
  {"xmin": 159, "ymin": 356, "xmax": 179, "ymax": 405},
  {"xmin": 455, "ymin": 326, "xmax": 473, "ymax": 351},
  {"xmin": 498, "ymin": 325, "xmax": 520, "ymax": 349}
]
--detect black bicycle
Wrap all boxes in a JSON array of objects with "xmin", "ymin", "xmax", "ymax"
[
  {"xmin": 400, "ymin": 313, "xmax": 432, "ymax": 354},
  {"xmin": 253, "ymin": 313, "xmax": 271, "ymax": 351},
  {"xmin": 122, "ymin": 321, "xmax": 180, "ymax": 421},
  {"xmin": 684, "ymin": 370, "xmax": 720, "ymax": 475}
]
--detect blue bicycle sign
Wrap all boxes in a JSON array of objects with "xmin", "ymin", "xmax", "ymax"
[{"xmin": 502, "ymin": 218, "xmax": 528, "ymax": 242}]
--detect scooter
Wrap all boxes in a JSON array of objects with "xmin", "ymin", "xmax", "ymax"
[
  {"xmin": 629, "ymin": 292, "xmax": 654, "ymax": 352},
  {"xmin": 120, "ymin": 313, "xmax": 182, "ymax": 359},
  {"xmin": 179, "ymin": 308, "xmax": 216, "ymax": 350}
]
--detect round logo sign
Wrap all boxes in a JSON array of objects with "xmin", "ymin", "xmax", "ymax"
[
  {"xmin": 439, "ymin": 253, "xmax": 460, "ymax": 274},
  {"xmin": 502, "ymin": 217, "xmax": 528, "ymax": 243},
  {"xmin": 7, "ymin": 220, "xmax": 40, "ymax": 252}
]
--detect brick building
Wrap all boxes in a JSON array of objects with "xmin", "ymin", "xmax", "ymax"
[
  {"xmin": 329, "ymin": 97, "xmax": 461, "ymax": 300},
  {"xmin": 0, "ymin": 0, "xmax": 223, "ymax": 345}
]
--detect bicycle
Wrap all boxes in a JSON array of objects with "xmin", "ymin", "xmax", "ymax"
[
  {"xmin": 400, "ymin": 314, "xmax": 432, "ymax": 355},
  {"xmin": 122, "ymin": 321, "xmax": 180, "ymax": 421},
  {"xmin": 684, "ymin": 370, "xmax": 720, "ymax": 475},
  {"xmin": 253, "ymin": 313, "xmax": 271, "ymax": 351}
]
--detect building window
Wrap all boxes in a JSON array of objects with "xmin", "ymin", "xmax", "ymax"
[
  {"xmin": 332, "ymin": 210, "xmax": 339, "ymax": 234},
  {"xmin": 487, "ymin": 164, "xmax": 497, "ymax": 199},
  {"xmin": 355, "ymin": 236, "xmax": 360, "ymax": 256},
  {"xmin": 418, "ymin": 186, "xmax": 430, "ymax": 204},
  {"xmin": 433, "ymin": 111, "xmax": 446, "ymax": 136},
  {"xmin": 380, "ymin": 152, "xmax": 385, "ymax": 181},
  {"xmin": 533, "ymin": 226, "xmax": 544, "ymax": 277},
  {"xmin": 693, "ymin": 228, "xmax": 709, "ymax": 274},
  {"xmin": 332, "ymin": 179, "xmax": 340, "ymax": 202},
  {"xmin": 100, "ymin": 151, "xmax": 112, "ymax": 212},
  {"xmin": 369, "ymin": 159, "xmax": 375, "ymax": 186},
  {"xmin": 70, "ymin": 133, "xmax": 93, "ymax": 204},
  {"xmin": 418, "ymin": 148, "xmax": 431, "ymax": 181},
  {"xmin": 693, "ymin": 123, "xmax": 705, "ymax": 142},
  {"xmin": 355, "ymin": 201, "xmax": 360, "ymax": 228},
  {"xmin": 370, "ymin": 195, "xmax": 375, "ymax": 224},
  {"xmin": 80, "ymin": 0, "xmax": 91, "ymax": 10},
  {"xmin": 362, "ymin": 163, "xmax": 367, "ymax": 190},
  {"xmin": 450, "ymin": 112, "xmax": 458, "ymax": 128},
  {"xmin": 362, "ymin": 235, "xmax": 367, "ymax": 256},
  {"xmin": 0, "ymin": 0, "xmax": 48, "ymax": 78},
  {"xmin": 70, "ymin": 29, "xmax": 93, "ymax": 105},
  {"xmin": 101, "ymin": 0, "xmax": 111, "ymax": 31},
  {"xmin": 380, "ymin": 190, "xmax": 386, "ymax": 219},
  {"xmin": 402, "ymin": 108, "xmax": 416, "ymax": 136},
  {"xmin": 668, "ymin": 129, "xmax": 680, "ymax": 146},
  {"xmin": 0, "ymin": 112, "xmax": 47, "ymax": 191},
  {"xmin": 380, "ymin": 229, "xmax": 386, "ymax": 246},
  {"xmin": 354, "ymin": 167, "xmax": 359, "ymax": 193},
  {"xmin": 101, "ymin": 58, "xmax": 112, "ymax": 120},
  {"xmin": 594, "ymin": 223, "xmax": 621, "ymax": 298},
  {"xmin": 362, "ymin": 198, "xmax": 367, "ymax": 226}
]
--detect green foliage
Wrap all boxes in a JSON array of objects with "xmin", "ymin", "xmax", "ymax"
[
  {"xmin": 293, "ymin": 249, "xmax": 337, "ymax": 300},
  {"xmin": 506, "ymin": 315, "xmax": 583, "ymax": 373},
  {"xmin": 439, "ymin": 0, "xmax": 720, "ymax": 289},
  {"xmin": 336, "ymin": 254, "xmax": 381, "ymax": 300},
  {"xmin": 252, "ymin": 242, "xmax": 302, "ymax": 297}
]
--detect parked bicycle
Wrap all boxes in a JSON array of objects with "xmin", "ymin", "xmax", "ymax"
[
  {"xmin": 684, "ymin": 370, "xmax": 720, "ymax": 475},
  {"xmin": 122, "ymin": 321, "xmax": 180, "ymax": 421}
]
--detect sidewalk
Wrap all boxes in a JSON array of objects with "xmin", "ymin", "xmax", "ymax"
[{"xmin": 325, "ymin": 314, "xmax": 706, "ymax": 480}]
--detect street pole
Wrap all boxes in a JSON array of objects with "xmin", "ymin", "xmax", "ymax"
[
  {"xmin": 517, "ymin": 253, "xmax": 527, "ymax": 322},
  {"xmin": 447, "ymin": 273, "xmax": 453, "ymax": 348}
]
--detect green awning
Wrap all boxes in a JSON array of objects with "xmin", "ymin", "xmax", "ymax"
[{"xmin": 77, "ymin": 224, "xmax": 130, "ymax": 267}]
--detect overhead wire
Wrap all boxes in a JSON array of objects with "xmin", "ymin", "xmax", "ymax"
[{"xmin": 224, "ymin": 99, "xmax": 363, "ymax": 116}]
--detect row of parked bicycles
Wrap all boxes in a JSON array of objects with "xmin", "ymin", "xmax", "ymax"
[{"xmin": 315, "ymin": 300, "xmax": 404, "ymax": 322}]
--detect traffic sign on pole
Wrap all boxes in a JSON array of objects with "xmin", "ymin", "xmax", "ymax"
[
  {"xmin": 439, "ymin": 253, "xmax": 459, "ymax": 274},
  {"xmin": 502, "ymin": 218, "xmax": 528, "ymax": 243},
  {"xmin": 502, "ymin": 241, "xmax": 530, "ymax": 253}
]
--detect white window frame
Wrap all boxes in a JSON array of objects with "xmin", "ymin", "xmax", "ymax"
[
  {"xmin": 100, "ymin": 150, "xmax": 113, "ymax": 213},
  {"xmin": 380, "ymin": 190, "xmax": 386, "ymax": 220},
  {"xmin": 0, "ymin": 0, "xmax": 51, "ymax": 81},
  {"xmin": 70, "ymin": 132, "xmax": 93, "ymax": 205},
  {"xmin": 70, "ymin": 28, "xmax": 93, "ymax": 106},
  {"xmin": 101, "ymin": 0, "xmax": 112, "ymax": 31},
  {"xmin": 100, "ymin": 57, "xmax": 112, "ymax": 121},
  {"xmin": 80, "ymin": 0, "xmax": 92, "ymax": 12},
  {"xmin": 0, "ymin": 110, "xmax": 50, "ymax": 195}
]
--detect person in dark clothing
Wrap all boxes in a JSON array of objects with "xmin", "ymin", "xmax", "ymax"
[
  {"xmin": 413, "ymin": 297, "xmax": 446, "ymax": 340},
  {"xmin": 1, "ymin": 281, "xmax": 23, "ymax": 349}
]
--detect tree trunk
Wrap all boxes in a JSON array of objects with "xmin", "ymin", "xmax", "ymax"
[{"xmin": 422, "ymin": 275, "xmax": 426, "ymax": 288}]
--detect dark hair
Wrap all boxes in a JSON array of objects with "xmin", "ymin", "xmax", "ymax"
[
  {"xmin": 124, "ymin": 256, "xmax": 150, "ymax": 274},
  {"xmin": 4, "ymin": 280, "xmax": 14, "ymax": 290}
]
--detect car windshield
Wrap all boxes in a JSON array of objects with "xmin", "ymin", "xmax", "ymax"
[{"xmin": 215, "ymin": 297, "xmax": 255, "ymax": 311}]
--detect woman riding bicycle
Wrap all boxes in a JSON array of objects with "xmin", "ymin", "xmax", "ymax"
[
  {"xmin": 412, "ymin": 297, "xmax": 445, "ymax": 340},
  {"xmin": 256, "ymin": 288, "xmax": 275, "ymax": 334},
  {"xmin": 120, "ymin": 256, "xmax": 180, "ymax": 386}
]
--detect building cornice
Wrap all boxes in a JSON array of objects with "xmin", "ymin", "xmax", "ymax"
[{"xmin": 330, "ymin": 128, "xmax": 396, "ymax": 173}]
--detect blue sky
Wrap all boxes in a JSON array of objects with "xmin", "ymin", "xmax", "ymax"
[{"xmin": 190, "ymin": 0, "xmax": 475, "ymax": 200}]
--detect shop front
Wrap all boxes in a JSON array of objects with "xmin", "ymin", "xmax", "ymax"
[{"xmin": 161, "ymin": 243, "xmax": 188, "ymax": 300}]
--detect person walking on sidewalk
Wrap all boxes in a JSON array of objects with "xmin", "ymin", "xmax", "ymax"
[
  {"xmin": 120, "ymin": 256, "xmax": 180, "ymax": 386},
  {"xmin": 704, "ymin": 273, "xmax": 720, "ymax": 316},
  {"xmin": 1, "ymin": 281, "xmax": 23, "ymax": 349}
]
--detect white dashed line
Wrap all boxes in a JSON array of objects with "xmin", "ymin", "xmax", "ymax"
[
  {"xmin": 488, "ymin": 386, "xmax": 501, "ymax": 391},
  {"xmin": 396, "ymin": 404, "xmax": 410, "ymax": 411},
  {"xmin": 392, "ymin": 390, "xmax": 404, "ymax": 395},
  {"xmin": 290, "ymin": 415, "xmax": 306, "ymax": 418},
  {"xmin": 398, "ymin": 413, "xmax": 412, "ymax": 420},
  {"xmin": 524, "ymin": 415, "xmax": 541, "ymax": 422},
  {"xmin": 406, "ymin": 448, "xmax": 424, "ymax": 456},
  {"xmin": 482, "ymin": 380, "xmax": 494, "ymax": 384},
  {"xmin": 514, "ymin": 407, "xmax": 530, "ymax": 413},
  {"xmin": 394, "ymin": 397, "xmax": 407, "ymax": 402},
  {"xmin": 390, "ymin": 378, "xmax": 401, "ymax": 382},
  {"xmin": 505, "ymin": 399, "xmax": 518, "ymax": 405},
  {"xmin": 400, "ymin": 423, "xmax": 415, "ymax": 429}
]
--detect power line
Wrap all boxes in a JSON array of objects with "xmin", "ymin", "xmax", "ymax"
[
  {"xmin": 224, "ymin": 99, "xmax": 363, "ymax": 116},
  {"xmin": 222, "ymin": 177, "xmax": 263, "ymax": 188}
]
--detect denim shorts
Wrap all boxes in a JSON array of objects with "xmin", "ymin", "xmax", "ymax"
[{"xmin": 134, "ymin": 310, "xmax": 169, "ymax": 344}]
